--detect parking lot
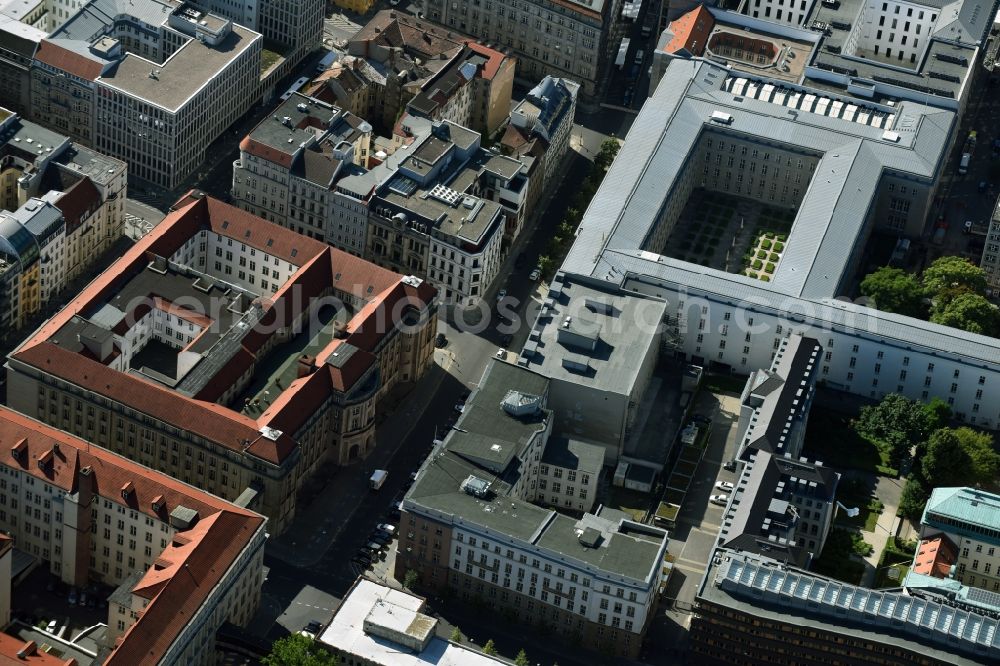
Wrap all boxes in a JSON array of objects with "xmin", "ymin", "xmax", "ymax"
[{"xmin": 11, "ymin": 566, "xmax": 112, "ymax": 656}]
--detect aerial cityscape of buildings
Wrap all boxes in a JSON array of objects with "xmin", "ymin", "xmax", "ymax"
[{"xmin": 0, "ymin": 0, "xmax": 997, "ymax": 663}]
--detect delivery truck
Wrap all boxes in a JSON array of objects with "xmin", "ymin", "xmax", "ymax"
[{"xmin": 369, "ymin": 469, "xmax": 388, "ymax": 490}]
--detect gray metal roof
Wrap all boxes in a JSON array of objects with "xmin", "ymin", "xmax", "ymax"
[
  {"xmin": 700, "ymin": 548, "xmax": 1000, "ymax": 664},
  {"xmin": 550, "ymin": 57, "xmax": 1000, "ymax": 372},
  {"xmin": 53, "ymin": 0, "xmax": 179, "ymax": 43}
]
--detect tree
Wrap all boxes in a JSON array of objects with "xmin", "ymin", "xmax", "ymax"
[
  {"xmin": 482, "ymin": 639, "xmax": 497, "ymax": 656},
  {"xmin": 859, "ymin": 267, "xmax": 926, "ymax": 317},
  {"xmin": 922, "ymin": 256, "xmax": 987, "ymax": 298},
  {"xmin": 929, "ymin": 292, "xmax": 999, "ymax": 336},
  {"xmin": 595, "ymin": 137, "xmax": 621, "ymax": 171},
  {"xmin": 402, "ymin": 569, "xmax": 419, "ymax": 590},
  {"xmin": 853, "ymin": 394, "xmax": 931, "ymax": 467},
  {"xmin": 450, "ymin": 627, "xmax": 463, "ymax": 643},
  {"xmin": 537, "ymin": 255, "xmax": 555, "ymax": 276},
  {"xmin": 921, "ymin": 428, "xmax": 973, "ymax": 489},
  {"xmin": 515, "ymin": 649, "xmax": 530, "ymax": 666},
  {"xmin": 898, "ymin": 477, "xmax": 930, "ymax": 519},
  {"xmin": 557, "ymin": 221, "xmax": 576, "ymax": 239},
  {"xmin": 262, "ymin": 635, "xmax": 338, "ymax": 666},
  {"xmin": 921, "ymin": 397, "xmax": 952, "ymax": 432},
  {"xmin": 952, "ymin": 426, "xmax": 1000, "ymax": 485}
]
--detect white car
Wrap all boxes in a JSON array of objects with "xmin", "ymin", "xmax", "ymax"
[
  {"xmin": 715, "ymin": 481, "xmax": 735, "ymax": 492},
  {"xmin": 709, "ymin": 494, "xmax": 729, "ymax": 506},
  {"xmin": 46, "ymin": 619, "xmax": 58, "ymax": 633},
  {"xmin": 454, "ymin": 402, "xmax": 465, "ymax": 413},
  {"xmin": 529, "ymin": 268, "xmax": 541, "ymax": 281},
  {"xmin": 377, "ymin": 523, "xmax": 396, "ymax": 535},
  {"xmin": 496, "ymin": 348, "xmax": 507, "ymax": 359}
]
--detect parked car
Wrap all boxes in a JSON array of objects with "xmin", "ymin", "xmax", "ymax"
[
  {"xmin": 709, "ymin": 494, "xmax": 729, "ymax": 506},
  {"xmin": 496, "ymin": 348, "xmax": 507, "ymax": 360},
  {"xmin": 46, "ymin": 619, "xmax": 58, "ymax": 634},
  {"xmin": 964, "ymin": 220, "xmax": 974, "ymax": 233},
  {"xmin": 371, "ymin": 532, "xmax": 391, "ymax": 545},
  {"xmin": 496, "ymin": 289, "xmax": 507, "ymax": 303},
  {"xmin": 500, "ymin": 333, "xmax": 512, "ymax": 347},
  {"xmin": 529, "ymin": 267, "xmax": 541, "ymax": 281},
  {"xmin": 435, "ymin": 333, "xmax": 447, "ymax": 348},
  {"xmin": 305, "ymin": 620, "xmax": 322, "ymax": 635},
  {"xmin": 367, "ymin": 540, "xmax": 384, "ymax": 551},
  {"xmin": 355, "ymin": 548, "xmax": 373, "ymax": 560},
  {"xmin": 454, "ymin": 401, "xmax": 465, "ymax": 413},
  {"xmin": 715, "ymin": 481, "xmax": 735, "ymax": 492},
  {"xmin": 351, "ymin": 556, "xmax": 371, "ymax": 569},
  {"xmin": 723, "ymin": 460, "xmax": 737, "ymax": 472},
  {"xmin": 377, "ymin": 523, "xmax": 397, "ymax": 535}
]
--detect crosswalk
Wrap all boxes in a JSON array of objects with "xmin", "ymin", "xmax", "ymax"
[
  {"xmin": 325, "ymin": 14, "xmax": 361, "ymax": 33},
  {"xmin": 124, "ymin": 213, "xmax": 154, "ymax": 240}
]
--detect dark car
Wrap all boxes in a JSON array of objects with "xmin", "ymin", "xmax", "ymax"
[
  {"xmin": 723, "ymin": 460, "xmax": 737, "ymax": 472},
  {"xmin": 501, "ymin": 333, "xmax": 512, "ymax": 347},
  {"xmin": 305, "ymin": 620, "xmax": 323, "ymax": 635},
  {"xmin": 692, "ymin": 414, "xmax": 712, "ymax": 425},
  {"xmin": 355, "ymin": 548, "xmax": 373, "ymax": 560},
  {"xmin": 435, "ymin": 333, "xmax": 447, "ymax": 348}
]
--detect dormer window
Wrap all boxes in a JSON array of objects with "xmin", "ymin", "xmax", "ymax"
[{"xmin": 121, "ymin": 481, "xmax": 134, "ymax": 501}]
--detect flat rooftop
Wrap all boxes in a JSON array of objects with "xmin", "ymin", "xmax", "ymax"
[
  {"xmin": 378, "ymin": 187, "xmax": 502, "ymax": 244},
  {"xmin": 319, "ymin": 579, "xmax": 506, "ymax": 666},
  {"xmin": 518, "ymin": 276, "xmax": 666, "ymax": 397},
  {"xmin": 801, "ymin": 0, "xmax": 991, "ymax": 104},
  {"xmin": 98, "ymin": 23, "xmax": 259, "ymax": 111},
  {"xmin": 405, "ymin": 360, "xmax": 669, "ymax": 582},
  {"xmin": 540, "ymin": 436, "xmax": 605, "ymax": 473},
  {"xmin": 245, "ymin": 93, "xmax": 339, "ymax": 163}
]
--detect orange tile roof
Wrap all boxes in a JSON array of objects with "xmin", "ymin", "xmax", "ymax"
[
  {"xmin": 11, "ymin": 193, "xmax": 433, "ymax": 465},
  {"xmin": 464, "ymin": 42, "xmax": 508, "ymax": 80},
  {"xmin": 0, "ymin": 407, "xmax": 256, "ymax": 521},
  {"xmin": 665, "ymin": 5, "xmax": 715, "ymax": 56},
  {"xmin": 34, "ymin": 40, "xmax": 104, "ymax": 81},
  {"xmin": 239, "ymin": 136, "xmax": 294, "ymax": 169},
  {"xmin": 106, "ymin": 511, "xmax": 265, "ymax": 665},
  {"xmin": 912, "ymin": 535, "xmax": 958, "ymax": 579},
  {"xmin": 0, "ymin": 634, "xmax": 74, "ymax": 666}
]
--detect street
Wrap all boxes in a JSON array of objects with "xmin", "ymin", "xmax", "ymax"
[{"xmin": 244, "ymin": 130, "xmax": 630, "ymax": 664}]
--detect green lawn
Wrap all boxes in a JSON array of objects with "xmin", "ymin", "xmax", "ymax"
[{"xmin": 261, "ymin": 48, "xmax": 282, "ymax": 73}]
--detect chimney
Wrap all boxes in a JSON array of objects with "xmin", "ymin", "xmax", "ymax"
[{"xmin": 297, "ymin": 354, "xmax": 315, "ymax": 378}]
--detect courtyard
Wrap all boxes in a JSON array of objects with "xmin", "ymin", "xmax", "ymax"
[{"xmin": 662, "ymin": 190, "xmax": 796, "ymax": 280}]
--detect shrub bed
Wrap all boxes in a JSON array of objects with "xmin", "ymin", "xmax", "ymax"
[{"xmin": 764, "ymin": 262, "xmax": 776, "ymax": 274}]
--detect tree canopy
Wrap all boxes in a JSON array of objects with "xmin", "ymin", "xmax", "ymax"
[
  {"xmin": 922, "ymin": 256, "xmax": 988, "ymax": 298},
  {"xmin": 262, "ymin": 635, "xmax": 338, "ymax": 666},
  {"xmin": 920, "ymin": 428, "xmax": 974, "ymax": 488},
  {"xmin": 859, "ymin": 267, "xmax": 926, "ymax": 317},
  {"xmin": 929, "ymin": 292, "xmax": 999, "ymax": 336},
  {"xmin": 853, "ymin": 394, "xmax": 932, "ymax": 466}
]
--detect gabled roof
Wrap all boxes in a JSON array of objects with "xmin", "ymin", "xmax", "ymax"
[
  {"xmin": 53, "ymin": 176, "xmax": 102, "ymax": 234},
  {"xmin": 663, "ymin": 5, "xmax": 714, "ymax": 56},
  {"xmin": 34, "ymin": 39, "xmax": 105, "ymax": 80},
  {"xmin": 105, "ymin": 510, "xmax": 265, "ymax": 666},
  {"xmin": 0, "ymin": 633, "xmax": 73, "ymax": 665}
]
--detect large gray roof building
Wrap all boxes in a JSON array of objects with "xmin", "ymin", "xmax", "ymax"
[
  {"xmin": 526, "ymin": 55, "xmax": 1000, "ymax": 432},
  {"xmin": 396, "ymin": 359, "xmax": 670, "ymax": 658}
]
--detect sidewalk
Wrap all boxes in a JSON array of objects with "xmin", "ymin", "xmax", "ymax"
[
  {"xmin": 266, "ymin": 349, "xmax": 453, "ymax": 567},
  {"xmin": 860, "ymin": 476, "xmax": 903, "ymax": 587}
]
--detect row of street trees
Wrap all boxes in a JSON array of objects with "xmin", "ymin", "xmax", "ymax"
[
  {"xmin": 860, "ymin": 256, "xmax": 998, "ymax": 335},
  {"xmin": 536, "ymin": 137, "xmax": 621, "ymax": 276},
  {"xmin": 852, "ymin": 394, "xmax": 1000, "ymax": 518}
]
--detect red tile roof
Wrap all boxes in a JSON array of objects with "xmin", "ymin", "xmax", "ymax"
[
  {"xmin": 34, "ymin": 40, "xmax": 104, "ymax": 81},
  {"xmin": 106, "ymin": 509, "xmax": 265, "ymax": 666},
  {"xmin": 239, "ymin": 136, "xmax": 294, "ymax": 169},
  {"xmin": 664, "ymin": 5, "xmax": 714, "ymax": 56},
  {"xmin": 54, "ymin": 177, "xmax": 102, "ymax": 235},
  {"xmin": 11, "ymin": 194, "xmax": 433, "ymax": 465},
  {"xmin": 464, "ymin": 42, "xmax": 508, "ymax": 81},
  {"xmin": 0, "ymin": 634, "xmax": 74, "ymax": 666},
  {"xmin": 912, "ymin": 535, "xmax": 958, "ymax": 579},
  {"xmin": 0, "ymin": 407, "xmax": 256, "ymax": 521}
]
